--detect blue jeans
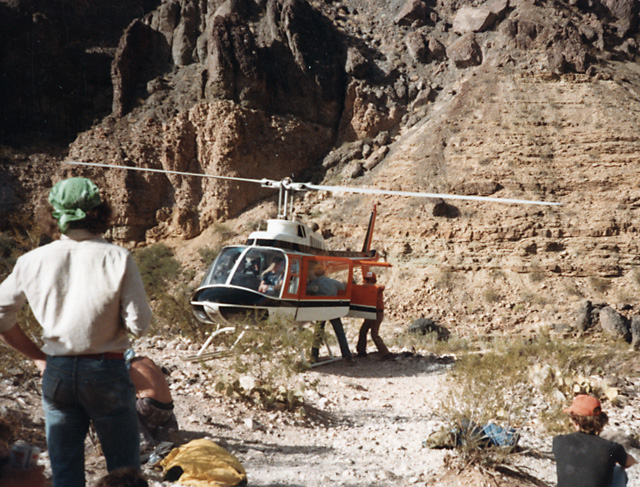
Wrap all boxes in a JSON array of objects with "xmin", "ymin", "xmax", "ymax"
[
  {"xmin": 612, "ymin": 465, "xmax": 628, "ymax": 487},
  {"xmin": 311, "ymin": 319, "xmax": 353, "ymax": 360},
  {"xmin": 42, "ymin": 356, "xmax": 140, "ymax": 487}
]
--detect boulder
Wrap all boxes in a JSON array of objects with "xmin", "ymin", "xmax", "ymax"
[
  {"xmin": 321, "ymin": 140, "xmax": 366, "ymax": 169},
  {"xmin": 427, "ymin": 37, "xmax": 447, "ymax": 63},
  {"xmin": 575, "ymin": 300, "xmax": 593, "ymax": 332},
  {"xmin": 452, "ymin": 6, "xmax": 498, "ymax": 34},
  {"xmin": 601, "ymin": 0, "xmax": 638, "ymax": 37},
  {"xmin": 337, "ymin": 80, "xmax": 405, "ymax": 142},
  {"xmin": 395, "ymin": 0, "xmax": 430, "ymax": 26},
  {"xmin": 630, "ymin": 315, "xmax": 640, "ymax": 349},
  {"xmin": 405, "ymin": 32, "xmax": 429, "ymax": 63},
  {"xmin": 448, "ymin": 33, "xmax": 483, "ymax": 68},
  {"xmin": 345, "ymin": 46, "xmax": 370, "ymax": 79},
  {"xmin": 408, "ymin": 318, "xmax": 450, "ymax": 340},
  {"xmin": 410, "ymin": 86, "xmax": 434, "ymax": 109},
  {"xmin": 599, "ymin": 306, "xmax": 631, "ymax": 342},
  {"xmin": 363, "ymin": 146, "xmax": 389, "ymax": 171}
]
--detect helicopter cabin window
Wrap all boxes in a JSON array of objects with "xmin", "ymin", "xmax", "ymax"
[
  {"xmin": 304, "ymin": 259, "xmax": 350, "ymax": 297},
  {"xmin": 202, "ymin": 247, "xmax": 244, "ymax": 285}
]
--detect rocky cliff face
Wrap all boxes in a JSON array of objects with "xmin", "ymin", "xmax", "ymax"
[{"xmin": 2, "ymin": 0, "xmax": 640, "ymax": 331}]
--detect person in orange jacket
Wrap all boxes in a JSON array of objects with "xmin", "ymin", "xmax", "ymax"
[{"xmin": 356, "ymin": 272, "xmax": 391, "ymax": 360}]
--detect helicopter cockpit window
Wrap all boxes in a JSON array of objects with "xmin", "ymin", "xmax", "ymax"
[
  {"xmin": 202, "ymin": 247, "xmax": 244, "ymax": 286},
  {"xmin": 229, "ymin": 249, "xmax": 287, "ymax": 296}
]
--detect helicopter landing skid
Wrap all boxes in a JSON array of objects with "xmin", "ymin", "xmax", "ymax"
[
  {"xmin": 181, "ymin": 326, "xmax": 237, "ymax": 362},
  {"xmin": 308, "ymin": 357, "xmax": 343, "ymax": 368}
]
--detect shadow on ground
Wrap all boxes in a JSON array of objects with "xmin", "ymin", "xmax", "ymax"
[{"xmin": 308, "ymin": 351, "xmax": 455, "ymax": 379}]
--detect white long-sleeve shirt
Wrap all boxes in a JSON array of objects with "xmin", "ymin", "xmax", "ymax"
[{"xmin": 0, "ymin": 229, "xmax": 151, "ymax": 355}]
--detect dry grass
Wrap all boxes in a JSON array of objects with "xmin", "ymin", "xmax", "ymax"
[{"xmin": 433, "ymin": 333, "xmax": 631, "ymax": 475}]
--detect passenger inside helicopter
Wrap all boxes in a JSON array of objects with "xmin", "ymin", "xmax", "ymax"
[
  {"xmin": 258, "ymin": 257, "xmax": 286, "ymax": 295},
  {"xmin": 306, "ymin": 263, "xmax": 346, "ymax": 296}
]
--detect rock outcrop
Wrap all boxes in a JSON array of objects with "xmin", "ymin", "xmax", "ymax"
[{"xmin": 2, "ymin": 0, "xmax": 640, "ymax": 332}]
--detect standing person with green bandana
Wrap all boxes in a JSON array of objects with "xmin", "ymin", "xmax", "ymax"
[{"xmin": 0, "ymin": 177, "xmax": 152, "ymax": 487}]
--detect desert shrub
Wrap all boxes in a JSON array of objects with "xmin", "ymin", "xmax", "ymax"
[
  {"xmin": 213, "ymin": 222, "xmax": 235, "ymax": 240},
  {"xmin": 520, "ymin": 289, "xmax": 548, "ymax": 306},
  {"xmin": 483, "ymin": 287, "xmax": 502, "ymax": 303},
  {"xmin": 392, "ymin": 327, "xmax": 471, "ymax": 356},
  {"xmin": 589, "ymin": 277, "xmax": 612, "ymax": 294},
  {"xmin": 438, "ymin": 334, "xmax": 625, "ymax": 473},
  {"xmin": 433, "ymin": 269, "xmax": 459, "ymax": 291},
  {"xmin": 133, "ymin": 244, "xmax": 202, "ymax": 339},
  {"xmin": 616, "ymin": 289, "xmax": 638, "ymax": 304},
  {"xmin": 528, "ymin": 266, "xmax": 545, "ymax": 283},
  {"xmin": 0, "ymin": 233, "xmax": 18, "ymax": 279},
  {"xmin": 210, "ymin": 316, "xmax": 315, "ymax": 414},
  {"xmin": 198, "ymin": 246, "xmax": 221, "ymax": 266},
  {"xmin": 134, "ymin": 244, "xmax": 181, "ymax": 299},
  {"xmin": 633, "ymin": 269, "xmax": 640, "ymax": 287},
  {"xmin": 0, "ymin": 305, "xmax": 43, "ymax": 380},
  {"xmin": 564, "ymin": 281, "xmax": 584, "ymax": 298}
]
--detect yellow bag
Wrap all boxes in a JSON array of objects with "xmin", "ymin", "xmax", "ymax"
[{"xmin": 160, "ymin": 439, "xmax": 247, "ymax": 487}]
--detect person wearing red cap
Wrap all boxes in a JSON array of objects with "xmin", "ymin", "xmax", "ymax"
[
  {"xmin": 553, "ymin": 394, "xmax": 636, "ymax": 487},
  {"xmin": 356, "ymin": 272, "xmax": 391, "ymax": 360}
]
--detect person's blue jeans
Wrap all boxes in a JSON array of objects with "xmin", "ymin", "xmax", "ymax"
[
  {"xmin": 329, "ymin": 319, "xmax": 353, "ymax": 360},
  {"xmin": 42, "ymin": 355, "xmax": 140, "ymax": 487},
  {"xmin": 611, "ymin": 465, "xmax": 628, "ymax": 487},
  {"xmin": 311, "ymin": 319, "xmax": 353, "ymax": 360}
]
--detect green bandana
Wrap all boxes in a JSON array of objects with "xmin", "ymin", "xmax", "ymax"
[{"xmin": 48, "ymin": 177, "xmax": 102, "ymax": 233}]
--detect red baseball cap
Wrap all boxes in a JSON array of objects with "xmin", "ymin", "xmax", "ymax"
[{"xmin": 563, "ymin": 394, "xmax": 602, "ymax": 416}]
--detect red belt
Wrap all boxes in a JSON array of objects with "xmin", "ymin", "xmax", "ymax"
[{"xmin": 72, "ymin": 352, "xmax": 125, "ymax": 360}]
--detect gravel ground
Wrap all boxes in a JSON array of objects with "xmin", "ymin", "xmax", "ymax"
[{"xmin": 3, "ymin": 332, "xmax": 640, "ymax": 487}]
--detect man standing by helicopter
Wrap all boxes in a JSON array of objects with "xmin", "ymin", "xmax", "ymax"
[
  {"xmin": 307, "ymin": 264, "xmax": 354, "ymax": 363},
  {"xmin": 0, "ymin": 177, "xmax": 151, "ymax": 487},
  {"xmin": 356, "ymin": 271, "xmax": 391, "ymax": 360}
]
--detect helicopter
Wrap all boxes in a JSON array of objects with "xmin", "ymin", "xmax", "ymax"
[{"xmin": 62, "ymin": 161, "xmax": 561, "ymax": 359}]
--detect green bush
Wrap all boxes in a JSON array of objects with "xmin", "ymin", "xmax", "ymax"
[
  {"xmin": 133, "ymin": 244, "xmax": 181, "ymax": 300},
  {"xmin": 133, "ymin": 244, "xmax": 202, "ymax": 339},
  {"xmin": 198, "ymin": 246, "xmax": 220, "ymax": 266}
]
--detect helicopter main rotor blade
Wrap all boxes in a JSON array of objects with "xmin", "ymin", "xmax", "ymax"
[
  {"xmin": 62, "ymin": 161, "xmax": 560, "ymax": 206},
  {"xmin": 61, "ymin": 161, "xmax": 272, "ymax": 186},
  {"xmin": 299, "ymin": 183, "xmax": 561, "ymax": 206}
]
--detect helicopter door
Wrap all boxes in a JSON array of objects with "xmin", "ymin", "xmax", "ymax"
[{"xmin": 295, "ymin": 257, "xmax": 352, "ymax": 322}]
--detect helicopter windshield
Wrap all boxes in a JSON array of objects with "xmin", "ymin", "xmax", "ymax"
[
  {"xmin": 201, "ymin": 247, "xmax": 244, "ymax": 285},
  {"xmin": 230, "ymin": 248, "xmax": 287, "ymax": 295},
  {"xmin": 201, "ymin": 246, "xmax": 288, "ymax": 296}
]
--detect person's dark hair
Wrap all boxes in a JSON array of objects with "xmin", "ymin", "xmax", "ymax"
[
  {"xmin": 570, "ymin": 412, "xmax": 609, "ymax": 435},
  {"xmin": 35, "ymin": 203, "xmax": 60, "ymax": 241},
  {"xmin": 94, "ymin": 468, "xmax": 148, "ymax": 487},
  {"xmin": 66, "ymin": 201, "xmax": 112, "ymax": 235}
]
